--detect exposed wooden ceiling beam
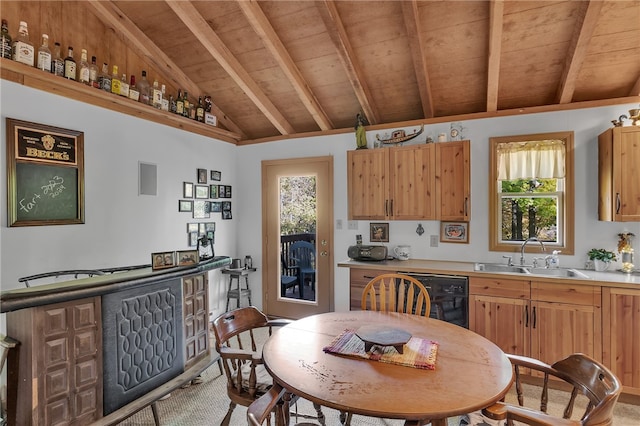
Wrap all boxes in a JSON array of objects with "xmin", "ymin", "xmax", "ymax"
[
  {"xmin": 630, "ymin": 75, "xmax": 640, "ymax": 97},
  {"xmin": 165, "ymin": 0, "xmax": 295, "ymax": 135},
  {"xmin": 487, "ymin": 0, "xmax": 504, "ymax": 112},
  {"xmin": 238, "ymin": 0, "xmax": 333, "ymax": 131},
  {"xmin": 317, "ymin": 0, "xmax": 379, "ymax": 125},
  {"xmin": 86, "ymin": 0, "xmax": 243, "ymax": 138},
  {"xmin": 402, "ymin": 1, "xmax": 434, "ymax": 119},
  {"xmin": 556, "ymin": 0, "xmax": 603, "ymax": 104}
]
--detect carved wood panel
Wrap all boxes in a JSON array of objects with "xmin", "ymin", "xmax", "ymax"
[
  {"xmin": 8, "ymin": 297, "xmax": 102, "ymax": 425},
  {"xmin": 183, "ymin": 273, "xmax": 209, "ymax": 368}
]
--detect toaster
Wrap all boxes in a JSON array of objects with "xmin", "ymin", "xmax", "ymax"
[{"xmin": 347, "ymin": 245, "xmax": 388, "ymax": 261}]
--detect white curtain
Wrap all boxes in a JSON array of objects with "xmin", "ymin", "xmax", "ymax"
[{"xmin": 497, "ymin": 139, "xmax": 565, "ymax": 180}]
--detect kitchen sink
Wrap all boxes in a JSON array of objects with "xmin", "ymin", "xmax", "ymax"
[
  {"xmin": 473, "ymin": 263, "xmax": 529, "ymax": 274},
  {"xmin": 474, "ymin": 263, "xmax": 590, "ymax": 279},
  {"xmin": 527, "ymin": 268, "xmax": 591, "ymax": 279}
]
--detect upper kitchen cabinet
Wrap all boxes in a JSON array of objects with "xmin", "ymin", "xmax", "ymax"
[
  {"xmin": 347, "ymin": 144, "xmax": 435, "ymax": 220},
  {"xmin": 598, "ymin": 127, "xmax": 640, "ymax": 221},
  {"xmin": 436, "ymin": 140, "xmax": 470, "ymax": 222},
  {"xmin": 347, "ymin": 141, "xmax": 470, "ymax": 221},
  {"xmin": 347, "ymin": 148, "xmax": 389, "ymax": 220}
]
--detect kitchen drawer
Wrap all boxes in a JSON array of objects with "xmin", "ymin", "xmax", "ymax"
[
  {"xmin": 469, "ymin": 277, "xmax": 529, "ymax": 299},
  {"xmin": 532, "ymin": 281, "xmax": 601, "ymax": 306}
]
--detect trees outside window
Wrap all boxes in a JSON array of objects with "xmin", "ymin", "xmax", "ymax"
[{"xmin": 280, "ymin": 176, "xmax": 316, "ymax": 236}]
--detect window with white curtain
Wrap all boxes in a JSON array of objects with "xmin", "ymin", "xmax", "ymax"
[{"xmin": 489, "ymin": 132, "xmax": 575, "ymax": 255}]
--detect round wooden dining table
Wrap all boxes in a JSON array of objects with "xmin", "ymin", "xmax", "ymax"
[{"xmin": 262, "ymin": 311, "xmax": 513, "ymax": 426}]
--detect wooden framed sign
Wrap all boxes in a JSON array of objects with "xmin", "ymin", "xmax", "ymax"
[{"xmin": 6, "ymin": 118, "xmax": 85, "ymax": 226}]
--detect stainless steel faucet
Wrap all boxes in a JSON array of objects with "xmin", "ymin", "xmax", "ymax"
[{"xmin": 520, "ymin": 237, "xmax": 546, "ymax": 265}]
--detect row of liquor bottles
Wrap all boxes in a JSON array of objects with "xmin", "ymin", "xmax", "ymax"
[{"xmin": 1, "ymin": 19, "xmax": 213, "ymax": 123}]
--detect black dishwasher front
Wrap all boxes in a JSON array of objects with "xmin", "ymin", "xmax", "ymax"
[{"xmin": 400, "ymin": 272, "xmax": 469, "ymax": 329}]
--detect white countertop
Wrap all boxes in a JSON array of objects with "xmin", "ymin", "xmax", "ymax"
[{"xmin": 337, "ymin": 258, "xmax": 640, "ymax": 289}]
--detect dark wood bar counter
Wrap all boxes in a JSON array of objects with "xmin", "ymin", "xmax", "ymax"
[
  {"xmin": 1, "ymin": 256, "xmax": 231, "ymax": 425},
  {"xmin": 0, "ymin": 256, "xmax": 231, "ymax": 313}
]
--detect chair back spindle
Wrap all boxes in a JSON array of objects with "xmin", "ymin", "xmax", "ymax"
[{"xmin": 361, "ymin": 273, "xmax": 431, "ymax": 317}]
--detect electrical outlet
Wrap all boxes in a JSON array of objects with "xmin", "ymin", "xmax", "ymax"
[
  {"xmin": 336, "ymin": 219, "xmax": 343, "ymax": 229},
  {"xmin": 347, "ymin": 221, "xmax": 358, "ymax": 230},
  {"xmin": 430, "ymin": 235, "xmax": 438, "ymax": 247}
]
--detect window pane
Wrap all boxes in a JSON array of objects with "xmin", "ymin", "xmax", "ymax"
[
  {"xmin": 500, "ymin": 178, "xmax": 558, "ymax": 194},
  {"xmin": 499, "ymin": 194, "xmax": 558, "ymax": 243}
]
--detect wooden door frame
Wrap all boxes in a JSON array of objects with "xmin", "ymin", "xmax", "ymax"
[{"xmin": 261, "ymin": 156, "xmax": 334, "ymax": 319}]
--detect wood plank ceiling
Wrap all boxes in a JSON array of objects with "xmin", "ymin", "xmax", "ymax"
[{"xmin": 40, "ymin": 1, "xmax": 640, "ymax": 143}]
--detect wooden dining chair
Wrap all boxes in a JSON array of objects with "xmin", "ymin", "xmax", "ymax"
[
  {"xmin": 247, "ymin": 382, "xmax": 322, "ymax": 426},
  {"xmin": 212, "ymin": 306, "xmax": 324, "ymax": 425},
  {"xmin": 350, "ymin": 273, "xmax": 432, "ymax": 426},
  {"xmin": 475, "ymin": 353, "xmax": 622, "ymax": 426},
  {"xmin": 361, "ymin": 273, "xmax": 431, "ymax": 317},
  {"xmin": 211, "ymin": 307, "xmax": 294, "ymax": 425}
]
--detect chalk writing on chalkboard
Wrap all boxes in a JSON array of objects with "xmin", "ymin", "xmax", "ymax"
[
  {"xmin": 15, "ymin": 163, "xmax": 78, "ymax": 221},
  {"xmin": 7, "ymin": 118, "xmax": 84, "ymax": 227}
]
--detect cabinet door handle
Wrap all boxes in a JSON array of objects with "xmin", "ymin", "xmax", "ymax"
[
  {"xmin": 532, "ymin": 306, "xmax": 537, "ymax": 329},
  {"xmin": 385, "ymin": 200, "xmax": 389, "ymax": 216},
  {"xmin": 464, "ymin": 197, "xmax": 469, "ymax": 217},
  {"xmin": 616, "ymin": 193, "xmax": 621, "ymax": 214},
  {"xmin": 390, "ymin": 199, "xmax": 394, "ymax": 216},
  {"xmin": 363, "ymin": 275, "xmax": 377, "ymax": 279},
  {"xmin": 525, "ymin": 305, "xmax": 529, "ymax": 327}
]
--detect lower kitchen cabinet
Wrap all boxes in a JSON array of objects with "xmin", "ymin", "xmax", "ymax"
[
  {"xmin": 349, "ymin": 268, "xmax": 393, "ymax": 310},
  {"xmin": 603, "ymin": 287, "xmax": 640, "ymax": 396},
  {"xmin": 530, "ymin": 281, "xmax": 601, "ymax": 365},
  {"xmin": 470, "ymin": 277, "xmax": 601, "ymax": 369},
  {"xmin": 469, "ymin": 277, "xmax": 529, "ymax": 356}
]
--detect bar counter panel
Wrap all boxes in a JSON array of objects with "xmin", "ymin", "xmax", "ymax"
[{"xmin": 2, "ymin": 256, "xmax": 230, "ymax": 425}]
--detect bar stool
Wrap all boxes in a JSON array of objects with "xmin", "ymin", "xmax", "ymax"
[{"xmin": 222, "ymin": 267, "xmax": 256, "ymax": 311}]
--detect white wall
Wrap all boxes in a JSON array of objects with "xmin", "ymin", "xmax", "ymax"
[
  {"xmin": 2, "ymin": 80, "xmax": 639, "ymax": 318},
  {"xmin": 236, "ymin": 103, "xmax": 640, "ymax": 312},
  {"xmin": 0, "ymin": 81, "xmax": 238, "ymax": 327}
]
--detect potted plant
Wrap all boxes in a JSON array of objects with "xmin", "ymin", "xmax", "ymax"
[{"xmin": 588, "ymin": 248, "xmax": 617, "ymax": 272}]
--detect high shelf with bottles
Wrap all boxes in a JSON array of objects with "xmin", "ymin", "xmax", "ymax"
[{"xmin": 1, "ymin": 58, "xmax": 240, "ymax": 143}]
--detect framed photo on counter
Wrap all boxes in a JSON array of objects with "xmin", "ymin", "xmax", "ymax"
[{"xmin": 152, "ymin": 251, "xmax": 175, "ymax": 270}]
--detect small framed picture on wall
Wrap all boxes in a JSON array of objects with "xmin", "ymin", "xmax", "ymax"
[
  {"xmin": 195, "ymin": 185, "xmax": 209, "ymax": 199},
  {"xmin": 210, "ymin": 184, "xmax": 218, "ymax": 198},
  {"xmin": 179, "ymin": 200, "xmax": 193, "ymax": 212},
  {"xmin": 197, "ymin": 168, "xmax": 208, "ymax": 184},
  {"xmin": 440, "ymin": 221, "xmax": 469, "ymax": 244},
  {"xmin": 369, "ymin": 222, "xmax": 389, "ymax": 243},
  {"xmin": 183, "ymin": 182, "xmax": 193, "ymax": 198}
]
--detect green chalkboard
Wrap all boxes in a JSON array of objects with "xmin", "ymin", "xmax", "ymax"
[
  {"xmin": 15, "ymin": 163, "xmax": 79, "ymax": 222},
  {"xmin": 7, "ymin": 118, "xmax": 84, "ymax": 227}
]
